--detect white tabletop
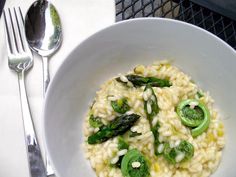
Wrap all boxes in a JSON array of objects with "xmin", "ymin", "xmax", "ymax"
[{"xmin": 0, "ymin": 0, "xmax": 115, "ymax": 176}]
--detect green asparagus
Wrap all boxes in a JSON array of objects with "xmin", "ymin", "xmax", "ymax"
[
  {"xmin": 151, "ymin": 122, "xmax": 161, "ymax": 155},
  {"xmin": 144, "ymin": 85, "xmax": 159, "ymax": 120},
  {"xmin": 116, "ymin": 74, "xmax": 171, "ymax": 87},
  {"xmin": 88, "ymin": 114, "xmax": 140, "ymax": 144}
]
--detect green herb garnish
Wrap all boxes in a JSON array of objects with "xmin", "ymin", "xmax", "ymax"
[
  {"xmin": 111, "ymin": 98, "xmax": 130, "ymax": 114},
  {"xmin": 89, "ymin": 115, "xmax": 104, "ymax": 128}
]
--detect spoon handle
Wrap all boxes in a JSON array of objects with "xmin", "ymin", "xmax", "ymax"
[
  {"xmin": 42, "ymin": 56, "xmax": 55, "ymax": 176},
  {"xmin": 42, "ymin": 56, "xmax": 50, "ymax": 95}
]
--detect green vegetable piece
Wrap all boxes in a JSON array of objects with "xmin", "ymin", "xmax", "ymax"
[
  {"xmin": 143, "ymin": 85, "xmax": 161, "ymax": 156},
  {"xmin": 177, "ymin": 140, "xmax": 194, "ymax": 161},
  {"xmin": 116, "ymin": 75, "xmax": 148, "ymax": 87},
  {"xmin": 89, "ymin": 115, "xmax": 104, "ymax": 128},
  {"xmin": 196, "ymin": 91, "xmax": 204, "ymax": 98},
  {"xmin": 177, "ymin": 99, "xmax": 210, "ymax": 137},
  {"xmin": 164, "ymin": 140, "xmax": 194, "ymax": 164},
  {"xmin": 121, "ymin": 149, "xmax": 149, "ymax": 177},
  {"xmin": 90, "ymin": 100, "xmax": 96, "ymax": 109},
  {"xmin": 129, "ymin": 131, "xmax": 142, "ymax": 137},
  {"xmin": 163, "ymin": 143, "xmax": 177, "ymax": 164},
  {"xmin": 144, "ymin": 85, "xmax": 159, "ymax": 120},
  {"xmin": 182, "ymin": 106, "xmax": 204, "ymax": 126},
  {"xmin": 111, "ymin": 156, "xmax": 123, "ymax": 168},
  {"xmin": 118, "ymin": 136, "xmax": 129, "ymax": 150},
  {"xmin": 116, "ymin": 74, "xmax": 171, "ymax": 88},
  {"xmin": 88, "ymin": 114, "xmax": 140, "ymax": 144},
  {"xmin": 151, "ymin": 122, "xmax": 161, "ymax": 155},
  {"xmin": 110, "ymin": 137, "xmax": 130, "ymax": 168},
  {"xmin": 146, "ymin": 76, "xmax": 172, "ymax": 87},
  {"xmin": 111, "ymin": 98, "xmax": 130, "ymax": 114}
]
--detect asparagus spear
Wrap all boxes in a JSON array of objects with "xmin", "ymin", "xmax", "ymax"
[
  {"xmin": 88, "ymin": 114, "xmax": 140, "ymax": 144},
  {"xmin": 143, "ymin": 85, "xmax": 161, "ymax": 156},
  {"xmin": 144, "ymin": 85, "xmax": 159, "ymax": 120},
  {"xmin": 116, "ymin": 74, "xmax": 171, "ymax": 87}
]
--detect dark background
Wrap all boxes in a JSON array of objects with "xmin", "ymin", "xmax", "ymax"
[
  {"xmin": 0, "ymin": 0, "xmax": 5, "ymax": 17},
  {"xmin": 191, "ymin": 0, "xmax": 236, "ymax": 21},
  {"xmin": 115, "ymin": 0, "xmax": 236, "ymax": 49}
]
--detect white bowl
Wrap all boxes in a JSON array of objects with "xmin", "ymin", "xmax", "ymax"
[{"xmin": 43, "ymin": 18, "xmax": 236, "ymax": 177}]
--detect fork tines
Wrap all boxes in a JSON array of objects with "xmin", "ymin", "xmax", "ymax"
[
  {"xmin": 3, "ymin": 7, "xmax": 33, "ymax": 72},
  {"xmin": 3, "ymin": 7, "xmax": 31, "ymax": 56}
]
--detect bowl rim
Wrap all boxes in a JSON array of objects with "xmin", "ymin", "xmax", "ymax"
[{"xmin": 42, "ymin": 17, "xmax": 236, "ymax": 177}]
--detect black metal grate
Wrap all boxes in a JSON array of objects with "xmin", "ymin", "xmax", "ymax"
[{"xmin": 116, "ymin": 0, "xmax": 236, "ymax": 50}]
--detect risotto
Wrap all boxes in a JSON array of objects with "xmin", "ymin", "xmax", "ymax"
[{"xmin": 83, "ymin": 61, "xmax": 225, "ymax": 177}]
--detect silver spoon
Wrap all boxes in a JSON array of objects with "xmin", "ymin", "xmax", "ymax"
[
  {"xmin": 25, "ymin": 0, "xmax": 62, "ymax": 176},
  {"xmin": 25, "ymin": 0, "xmax": 62, "ymax": 94}
]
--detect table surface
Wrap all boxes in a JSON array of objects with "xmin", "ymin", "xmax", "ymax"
[{"xmin": 0, "ymin": 0, "xmax": 115, "ymax": 177}]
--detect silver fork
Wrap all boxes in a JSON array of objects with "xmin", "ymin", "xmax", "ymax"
[{"xmin": 3, "ymin": 7, "xmax": 47, "ymax": 177}]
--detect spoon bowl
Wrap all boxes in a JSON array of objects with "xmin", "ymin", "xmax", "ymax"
[
  {"xmin": 25, "ymin": 0, "xmax": 62, "ymax": 57},
  {"xmin": 25, "ymin": 0, "xmax": 62, "ymax": 93}
]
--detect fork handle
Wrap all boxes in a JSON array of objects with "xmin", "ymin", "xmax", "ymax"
[
  {"xmin": 18, "ymin": 71, "xmax": 47, "ymax": 177},
  {"xmin": 42, "ymin": 56, "xmax": 50, "ymax": 95}
]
